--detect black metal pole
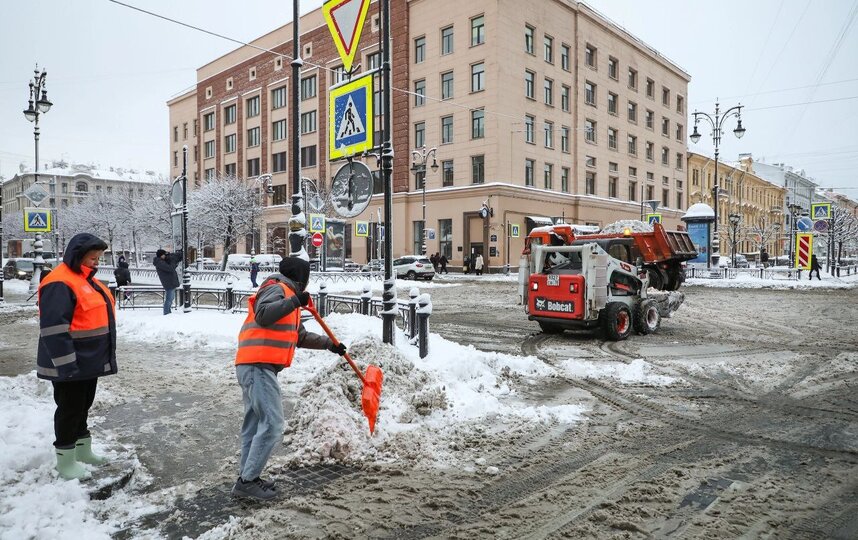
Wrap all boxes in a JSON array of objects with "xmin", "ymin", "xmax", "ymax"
[
  {"xmin": 289, "ymin": 0, "xmax": 306, "ymax": 259},
  {"xmin": 181, "ymin": 146, "xmax": 191, "ymax": 312},
  {"xmin": 381, "ymin": 0, "xmax": 395, "ymax": 344},
  {"xmin": 0, "ymin": 187, "xmax": 4, "ymax": 303}
]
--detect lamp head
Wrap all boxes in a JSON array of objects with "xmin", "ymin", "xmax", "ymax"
[
  {"xmin": 23, "ymin": 101, "xmax": 36, "ymax": 122},
  {"xmin": 690, "ymin": 125, "xmax": 701, "ymax": 144},
  {"xmin": 733, "ymin": 119, "xmax": 746, "ymax": 139},
  {"xmin": 37, "ymin": 90, "xmax": 52, "ymax": 113},
  {"xmin": 430, "ymin": 156, "xmax": 439, "ymax": 173}
]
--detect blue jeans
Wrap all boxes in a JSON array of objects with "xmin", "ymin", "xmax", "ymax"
[
  {"xmin": 236, "ymin": 364, "xmax": 284, "ymax": 481},
  {"xmin": 163, "ymin": 287, "xmax": 176, "ymax": 314}
]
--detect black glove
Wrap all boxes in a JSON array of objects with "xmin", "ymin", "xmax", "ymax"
[
  {"xmin": 297, "ymin": 291, "xmax": 312, "ymax": 307},
  {"xmin": 328, "ymin": 342, "xmax": 347, "ymax": 356}
]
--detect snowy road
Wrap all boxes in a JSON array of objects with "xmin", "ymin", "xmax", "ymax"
[{"xmin": 1, "ymin": 277, "xmax": 857, "ymax": 538}]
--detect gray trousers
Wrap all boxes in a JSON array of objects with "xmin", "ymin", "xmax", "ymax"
[{"xmin": 236, "ymin": 364, "xmax": 285, "ymax": 481}]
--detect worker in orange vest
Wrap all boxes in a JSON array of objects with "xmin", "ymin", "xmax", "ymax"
[
  {"xmin": 37, "ymin": 233, "xmax": 116, "ymax": 480},
  {"xmin": 232, "ymin": 257, "xmax": 347, "ymax": 500}
]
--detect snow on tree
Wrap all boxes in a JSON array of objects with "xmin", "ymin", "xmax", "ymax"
[
  {"xmin": 744, "ymin": 217, "xmax": 781, "ymax": 256},
  {"xmin": 827, "ymin": 206, "xmax": 858, "ymax": 264},
  {"xmin": 188, "ymin": 174, "xmax": 263, "ymax": 271}
]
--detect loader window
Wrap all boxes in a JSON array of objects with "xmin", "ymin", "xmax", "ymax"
[
  {"xmin": 609, "ymin": 271, "xmax": 639, "ymax": 296},
  {"xmin": 544, "ymin": 252, "xmax": 582, "ymax": 274},
  {"xmin": 608, "ymin": 243, "xmax": 632, "ymax": 263}
]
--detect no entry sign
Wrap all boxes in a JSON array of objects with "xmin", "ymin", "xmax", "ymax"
[{"xmin": 312, "ymin": 232, "xmax": 324, "ymax": 248}]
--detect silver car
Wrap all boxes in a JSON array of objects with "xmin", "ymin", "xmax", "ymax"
[{"xmin": 393, "ymin": 256, "xmax": 435, "ymax": 281}]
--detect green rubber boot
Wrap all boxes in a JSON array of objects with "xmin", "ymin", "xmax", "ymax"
[
  {"xmin": 75, "ymin": 436, "xmax": 107, "ymax": 466},
  {"xmin": 55, "ymin": 448, "xmax": 90, "ymax": 480}
]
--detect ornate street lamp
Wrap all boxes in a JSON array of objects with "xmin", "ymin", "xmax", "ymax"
[
  {"xmin": 410, "ymin": 146, "xmax": 439, "ymax": 256},
  {"xmin": 690, "ymin": 101, "xmax": 746, "ymax": 268},
  {"xmin": 728, "ymin": 213, "xmax": 741, "ymax": 267},
  {"xmin": 23, "ymin": 66, "xmax": 52, "ymax": 293}
]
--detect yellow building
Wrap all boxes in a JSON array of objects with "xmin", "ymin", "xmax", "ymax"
[{"xmin": 687, "ymin": 152, "xmax": 786, "ymax": 260}]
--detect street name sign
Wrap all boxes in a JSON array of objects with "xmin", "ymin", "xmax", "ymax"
[
  {"xmin": 355, "ymin": 221, "xmax": 369, "ymax": 237},
  {"xmin": 322, "ymin": 0, "xmax": 371, "ymax": 72},
  {"xmin": 811, "ymin": 203, "xmax": 831, "ymax": 220},
  {"xmin": 24, "ymin": 207, "xmax": 52, "ymax": 233},
  {"xmin": 329, "ymin": 72, "xmax": 374, "ymax": 160}
]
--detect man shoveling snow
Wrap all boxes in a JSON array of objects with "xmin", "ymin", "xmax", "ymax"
[{"xmin": 232, "ymin": 258, "xmax": 348, "ymax": 501}]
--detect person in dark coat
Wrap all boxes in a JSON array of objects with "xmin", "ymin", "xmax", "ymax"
[
  {"xmin": 439, "ymin": 254, "xmax": 448, "ymax": 274},
  {"xmin": 154, "ymin": 249, "xmax": 182, "ymax": 314},
  {"xmin": 809, "ymin": 253, "xmax": 822, "ymax": 280},
  {"xmin": 114, "ymin": 256, "xmax": 132, "ymax": 301},
  {"xmin": 249, "ymin": 257, "xmax": 260, "ymax": 288},
  {"xmin": 760, "ymin": 250, "xmax": 769, "ymax": 268},
  {"xmin": 38, "ymin": 233, "xmax": 116, "ymax": 480}
]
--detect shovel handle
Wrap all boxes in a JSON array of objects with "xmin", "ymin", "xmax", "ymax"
[{"xmin": 305, "ymin": 306, "xmax": 366, "ymax": 385}]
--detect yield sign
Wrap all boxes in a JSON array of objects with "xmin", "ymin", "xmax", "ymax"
[{"xmin": 322, "ymin": 0, "xmax": 371, "ymax": 72}]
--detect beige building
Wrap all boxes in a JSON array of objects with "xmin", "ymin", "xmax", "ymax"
[
  {"xmin": 168, "ymin": 0, "xmax": 690, "ymax": 270},
  {"xmin": 687, "ymin": 152, "xmax": 787, "ymax": 259}
]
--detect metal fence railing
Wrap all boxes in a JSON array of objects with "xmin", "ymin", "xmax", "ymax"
[
  {"xmin": 686, "ymin": 264, "xmax": 858, "ymax": 281},
  {"xmin": 109, "ymin": 282, "xmax": 431, "ymax": 357}
]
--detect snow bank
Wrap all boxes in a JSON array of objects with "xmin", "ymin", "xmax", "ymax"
[
  {"xmin": 1, "ymin": 279, "xmax": 32, "ymax": 295},
  {"xmin": 561, "ymin": 358, "xmax": 676, "ymax": 386},
  {"xmin": 600, "ymin": 219, "xmax": 653, "ymax": 234},
  {"xmin": 0, "ymin": 375, "xmax": 159, "ymax": 540},
  {"xmin": 685, "ymin": 275, "xmax": 857, "ymax": 290}
]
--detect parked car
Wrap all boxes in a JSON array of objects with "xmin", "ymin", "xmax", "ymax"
[
  {"xmin": 3, "ymin": 258, "xmax": 53, "ymax": 281},
  {"xmin": 361, "ymin": 259, "xmax": 385, "ymax": 272},
  {"xmin": 393, "ymin": 255, "xmax": 435, "ymax": 281},
  {"xmin": 732, "ymin": 254, "xmax": 750, "ymax": 268}
]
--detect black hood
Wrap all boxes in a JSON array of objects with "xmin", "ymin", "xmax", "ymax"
[
  {"xmin": 64, "ymin": 233, "xmax": 109, "ymax": 273},
  {"xmin": 278, "ymin": 257, "xmax": 311, "ymax": 291}
]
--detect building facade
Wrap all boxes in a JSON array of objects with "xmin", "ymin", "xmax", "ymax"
[
  {"xmin": 167, "ymin": 0, "xmax": 690, "ymax": 269},
  {"xmin": 1, "ymin": 162, "xmax": 165, "ymax": 257},
  {"xmin": 687, "ymin": 152, "xmax": 787, "ymax": 259}
]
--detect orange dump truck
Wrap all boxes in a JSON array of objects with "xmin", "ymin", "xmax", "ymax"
[{"xmin": 523, "ymin": 222, "xmax": 698, "ymax": 291}]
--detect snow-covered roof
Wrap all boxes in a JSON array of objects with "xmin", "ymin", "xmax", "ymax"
[
  {"xmin": 13, "ymin": 162, "xmax": 166, "ymax": 185},
  {"xmin": 683, "ymin": 203, "xmax": 715, "ymax": 220}
]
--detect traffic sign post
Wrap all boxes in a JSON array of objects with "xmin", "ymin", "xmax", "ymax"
[
  {"xmin": 795, "ymin": 233, "xmax": 813, "ymax": 270},
  {"xmin": 24, "ymin": 207, "xmax": 52, "ymax": 233},
  {"xmin": 329, "ymin": 72, "xmax": 375, "ymax": 160},
  {"xmin": 646, "ymin": 213, "xmax": 662, "ymax": 225},
  {"xmin": 322, "ymin": 0, "xmax": 371, "ymax": 72}
]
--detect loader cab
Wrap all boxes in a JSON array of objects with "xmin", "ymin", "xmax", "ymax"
[{"xmin": 570, "ymin": 238, "xmax": 639, "ymax": 264}]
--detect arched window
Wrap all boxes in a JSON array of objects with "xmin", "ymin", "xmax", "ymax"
[{"xmin": 75, "ymin": 181, "xmax": 88, "ymax": 193}]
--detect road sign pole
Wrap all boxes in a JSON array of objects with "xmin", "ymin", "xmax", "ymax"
[
  {"xmin": 181, "ymin": 146, "xmax": 191, "ymax": 312},
  {"xmin": 380, "ymin": 0, "xmax": 395, "ymax": 345},
  {"xmin": 289, "ymin": 0, "xmax": 307, "ymax": 261}
]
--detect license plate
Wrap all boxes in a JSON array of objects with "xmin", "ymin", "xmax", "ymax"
[{"xmin": 546, "ymin": 274, "xmax": 559, "ymax": 286}]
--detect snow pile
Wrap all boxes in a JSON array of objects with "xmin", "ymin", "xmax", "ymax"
[
  {"xmin": 650, "ymin": 291, "xmax": 685, "ymax": 317},
  {"xmin": 685, "ymin": 274, "xmax": 857, "ymax": 290},
  {"xmin": 600, "ymin": 220, "xmax": 653, "ymax": 234},
  {"xmin": 0, "ymin": 375, "xmax": 159, "ymax": 539},
  {"xmin": 561, "ymin": 358, "xmax": 676, "ymax": 386},
  {"xmin": 1, "ymin": 279, "xmax": 32, "ymax": 296},
  {"xmin": 117, "ymin": 310, "xmax": 243, "ymax": 350}
]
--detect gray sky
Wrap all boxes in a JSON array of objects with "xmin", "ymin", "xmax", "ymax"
[{"xmin": 1, "ymin": 0, "xmax": 857, "ymax": 193}]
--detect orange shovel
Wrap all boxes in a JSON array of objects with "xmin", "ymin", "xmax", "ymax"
[{"xmin": 306, "ymin": 306, "xmax": 383, "ymax": 434}]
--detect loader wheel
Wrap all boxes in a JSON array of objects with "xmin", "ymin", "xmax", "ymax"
[
  {"xmin": 666, "ymin": 268, "xmax": 685, "ymax": 291},
  {"xmin": 634, "ymin": 299, "xmax": 661, "ymax": 335},
  {"xmin": 601, "ymin": 303, "xmax": 633, "ymax": 341},
  {"xmin": 538, "ymin": 322, "xmax": 564, "ymax": 334},
  {"xmin": 646, "ymin": 268, "xmax": 665, "ymax": 290}
]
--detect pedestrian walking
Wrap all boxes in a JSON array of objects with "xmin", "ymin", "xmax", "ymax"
[
  {"xmin": 430, "ymin": 253, "xmax": 439, "ymax": 272},
  {"xmin": 232, "ymin": 257, "xmax": 348, "ymax": 501},
  {"xmin": 249, "ymin": 257, "xmax": 260, "ymax": 288},
  {"xmin": 463, "ymin": 256, "xmax": 471, "ymax": 274},
  {"xmin": 114, "ymin": 256, "xmax": 132, "ymax": 302},
  {"xmin": 809, "ymin": 254, "xmax": 822, "ymax": 280},
  {"xmin": 37, "ymin": 233, "xmax": 116, "ymax": 480},
  {"xmin": 475, "ymin": 254, "xmax": 484, "ymax": 275},
  {"xmin": 153, "ymin": 249, "xmax": 182, "ymax": 314},
  {"xmin": 760, "ymin": 250, "xmax": 769, "ymax": 269},
  {"xmin": 439, "ymin": 254, "xmax": 448, "ymax": 274}
]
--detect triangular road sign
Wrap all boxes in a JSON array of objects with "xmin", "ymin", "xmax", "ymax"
[{"xmin": 323, "ymin": 0, "xmax": 371, "ymax": 72}]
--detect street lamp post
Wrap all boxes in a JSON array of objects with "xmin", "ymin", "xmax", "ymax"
[
  {"xmin": 690, "ymin": 101, "xmax": 745, "ymax": 268},
  {"xmin": 728, "ymin": 213, "xmax": 741, "ymax": 267},
  {"xmin": 23, "ymin": 65, "xmax": 53, "ymax": 293},
  {"xmin": 250, "ymin": 174, "xmax": 273, "ymax": 256},
  {"xmin": 787, "ymin": 203, "xmax": 802, "ymax": 268},
  {"xmin": 410, "ymin": 146, "xmax": 438, "ymax": 256}
]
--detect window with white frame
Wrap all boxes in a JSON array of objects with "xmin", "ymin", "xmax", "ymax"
[
  {"xmin": 414, "ymin": 122, "xmax": 425, "ymax": 148},
  {"xmin": 224, "ymin": 134, "xmax": 236, "ymax": 153},
  {"xmin": 525, "ymin": 115, "xmax": 535, "ymax": 143},
  {"xmin": 271, "ymin": 87, "xmax": 287, "ymax": 109},
  {"xmin": 224, "ymin": 104, "xmax": 236, "ymax": 124},
  {"xmin": 441, "ymin": 26, "xmax": 454, "ymax": 55},
  {"xmin": 204, "ymin": 140, "xmax": 215, "ymax": 158},
  {"xmin": 561, "ymin": 44, "xmax": 570, "ymax": 71},
  {"xmin": 471, "ymin": 15, "xmax": 484, "ymax": 46},
  {"xmin": 525, "ymin": 25, "xmax": 534, "ymax": 54},
  {"xmin": 525, "ymin": 159, "xmax": 534, "ymax": 186},
  {"xmin": 471, "ymin": 109, "xmax": 485, "ymax": 139},
  {"xmin": 441, "ymin": 115, "xmax": 453, "ymax": 143},
  {"xmin": 608, "ymin": 127, "xmax": 617, "ymax": 150},
  {"xmin": 272, "ymin": 119, "xmax": 287, "ymax": 141},
  {"xmin": 585, "ymin": 81, "xmax": 596, "ymax": 105},
  {"xmin": 301, "ymin": 75, "xmax": 317, "ymax": 100},
  {"xmin": 561, "ymin": 85, "xmax": 570, "ymax": 112},
  {"xmin": 247, "ymin": 127, "xmax": 260, "ymax": 147},
  {"xmin": 585, "ymin": 44, "xmax": 596, "ymax": 68},
  {"xmin": 585, "ymin": 119, "xmax": 596, "ymax": 143},
  {"xmin": 608, "ymin": 92, "xmax": 617, "ymax": 115},
  {"xmin": 471, "ymin": 62, "xmax": 485, "ymax": 92},
  {"xmin": 544, "ymin": 121, "xmax": 554, "ymax": 148},
  {"xmin": 561, "ymin": 167, "xmax": 569, "ymax": 192},
  {"xmin": 628, "ymin": 135, "xmax": 637, "ymax": 155},
  {"xmin": 544, "ymin": 34, "xmax": 553, "ymax": 63},
  {"xmin": 246, "ymin": 96, "xmax": 260, "ymax": 117},
  {"xmin": 472, "ymin": 155, "xmax": 484, "ymax": 184},
  {"xmin": 561, "ymin": 126, "xmax": 569, "ymax": 153},
  {"xmin": 544, "ymin": 163, "xmax": 553, "ymax": 189},
  {"xmin": 544, "ymin": 78, "xmax": 553, "ymax": 106},
  {"xmin": 586, "ymin": 171, "xmax": 596, "ymax": 194},
  {"xmin": 441, "ymin": 71, "xmax": 454, "ymax": 99},
  {"xmin": 300, "ymin": 110, "xmax": 317, "ymax": 134},
  {"xmin": 525, "ymin": 70, "xmax": 535, "ymax": 99},
  {"xmin": 414, "ymin": 79, "xmax": 426, "ymax": 106},
  {"xmin": 415, "ymin": 36, "xmax": 426, "ymax": 63}
]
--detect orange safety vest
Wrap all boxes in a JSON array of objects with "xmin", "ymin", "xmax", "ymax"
[
  {"xmin": 235, "ymin": 282, "xmax": 300, "ymax": 367},
  {"xmin": 39, "ymin": 263, "xmax": 114, "ymax": 337}
]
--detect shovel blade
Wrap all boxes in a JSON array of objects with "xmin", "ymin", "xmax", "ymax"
[{"xmin": 361, "ymin": 365, "xmax": 384, "ymax": 434}]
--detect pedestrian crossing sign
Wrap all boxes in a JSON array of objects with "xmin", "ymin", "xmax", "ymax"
[
  {"xmin": 510, "ymin": 223, "xmax": 520, "ymax": 238},
  {"xmin": 309, "ymin": 214, "xmax": 326, "ymax": 233},
  {"xmin": 811, "ymin": 203, "xmax": 831, "ymax": 220},
  {"xmin": 329, "ymin": 72, "xmax": 374, "ymax": 160},
  {"xmin": 355, "ymin": 220, "xmax": 369, "ymax": 237},
  {"xmin": 646, "ymin": 213, "xmax": 662, "ymax": 225},
  {"xmin": 24, "ymin": 207, "xmax": 52, "ymax": 232}
]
